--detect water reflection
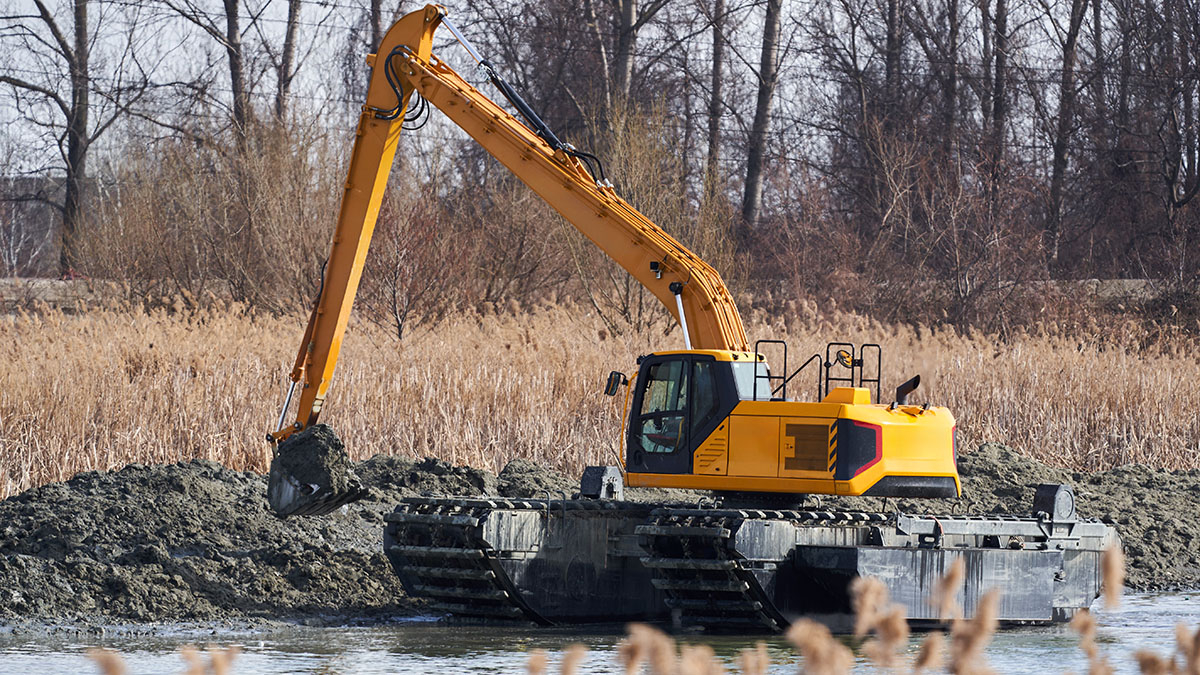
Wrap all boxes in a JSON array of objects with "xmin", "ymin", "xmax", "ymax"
[{"xmin": 0, "ymin": 593, "xmax": 1193, "ymax": 674}]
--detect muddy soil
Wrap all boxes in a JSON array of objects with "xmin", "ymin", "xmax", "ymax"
[{"xmin": 0, "ymin": 443, "xmax": 1196, "ymax": 623}]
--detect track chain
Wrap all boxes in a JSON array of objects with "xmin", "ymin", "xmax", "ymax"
[
  {"xmin": 383, "ymin": 499, "xmax": 552, "ymax": 625},
  {"xmin": 636, "ymin": 508, "xmax": 892, "ymax": 631}
]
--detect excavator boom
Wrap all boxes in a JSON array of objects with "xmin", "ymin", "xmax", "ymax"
[
  {"xmin": 274, "ymin": 4, "xmax": 746, "ymax": 442},
  {"xmin": 267, "ymin": 4, "xmax": 747, "ymax": 515}
]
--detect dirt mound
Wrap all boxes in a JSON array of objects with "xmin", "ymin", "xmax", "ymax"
[
  {"xmin": 0, "ymin": 454, "xmax": 567, "ymax": 622},
  {"xmin": 0, "ymin": 444, "xmax": 1195, "ymax": 623},
  {"xmin": 497, "ymin": 459, "xmax": 576, "ymax": 498},
  {"xmin": 357, "ymin": 455, "xmax": 498, "ymax": 504},
  {"xmin": 0, "ymin": 460, "xmax": 402, "ymax": 622}
]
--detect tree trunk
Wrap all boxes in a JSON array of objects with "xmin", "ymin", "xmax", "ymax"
[
  {"xmin": 584, "ymin": 0, "xmax": 611, "ymax": 109},
  {"xmin": 979, "ymin": 0, "xmax": 993, "ymax": 136},
  {"xmin": 944, "ymin": 0, "xmax": 959, "ymax": 156},
  {"xmin": 274, "ymin": 0, "xmax": 301, "ymax": 121},
  {"xmin": 741, "ymin": 0, "xmax": 782, "ymax": 230},
  {"xmin": 1116, "ymin": 0, "xmax": 1130, "ymax": 136},
  {"xmin": 1090, "ymin": 0, "xmax": 1105, "ymax": 116},
  {"xmin": 885, "ymin": 0, "xmax": 902, "ymax": 129},
  {"xmin": 1046, "ymin": 0, "xmax": 1087, "ymax": 273},
  {"xmin": 704, "ymin": 0, "xmax": 726, "ymax": 198},
  {"xmin": 987, "ymin": 0, "xmax": 1008, "ymax": 202},
  {"xmin": 223, "ymin": 0, "xmax": 249, "ymax": 141},
  {"xmin": 61, "ymin": 0, "xmax": 89, "ymax": 274},
  {"xmin": 614, "ymin": 0, "xmax": 638, "ymax": 100},
  {"xmin": 370, "ymin": 0, "xmax": 382, "ymax": 50}
]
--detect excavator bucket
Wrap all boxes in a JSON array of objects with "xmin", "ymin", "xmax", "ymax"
[{"xmin": 267, "ymin": 424, "xmax": 369, "ymax": 517}]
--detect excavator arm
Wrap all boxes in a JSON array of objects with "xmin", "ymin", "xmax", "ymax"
[{"xmin": 271, "ymin": 4, "xmax": 747, "ymax": 446}]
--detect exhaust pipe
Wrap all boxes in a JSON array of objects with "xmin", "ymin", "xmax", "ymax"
[{"xmin": 895, "ymin": 375, "xmax": 920, "ymax": 406}]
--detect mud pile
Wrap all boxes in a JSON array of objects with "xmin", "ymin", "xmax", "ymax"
[
  {"xmin": 0, "ymin": 453, "xmax": 548, "ymax": 623},
  {"xmin": 0, "ymin": 443, "xmax": 1196, "ymax": 623}
]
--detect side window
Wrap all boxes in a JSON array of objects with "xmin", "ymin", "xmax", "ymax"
[
  {"xmin": 690, "ymin": 361, "xmax": 720, "ymax": 438},
  {"xmin": 635, "ymin": 359, "xmax": 688, "ymax": 453}
]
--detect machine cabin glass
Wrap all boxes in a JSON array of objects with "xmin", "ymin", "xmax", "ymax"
[
  {"xmin": 636, "ymin": 359, "xmax": 689, "ymax": 453},
  {"xmin": 627, "ymin": 354, "xmax": 737, "ymax": 475}
]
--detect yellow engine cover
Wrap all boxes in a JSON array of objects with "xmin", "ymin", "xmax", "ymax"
[{"xmin": 626, "ymin": 387, "xmax": 960, "ymax": 498}]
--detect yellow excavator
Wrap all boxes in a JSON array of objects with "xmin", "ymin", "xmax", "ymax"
[
  {"xmin": 263, "ymin": 5, "xmax": 1115, "ymax": 632},
  {"xmin": 265, "ymin": 3, "xmax": 958, "ymax": 517}
]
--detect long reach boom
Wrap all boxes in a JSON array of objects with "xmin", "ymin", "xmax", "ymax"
[{"xmin": 270, "ymin": 4, "xmax": 747, "ymax": 445}]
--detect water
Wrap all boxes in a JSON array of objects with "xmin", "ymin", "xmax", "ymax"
[{"xmin": 0, "ymin": 593, "xmax": 1195, "ymax": 674}]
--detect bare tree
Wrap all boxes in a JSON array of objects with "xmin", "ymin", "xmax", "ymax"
[
  {"xmin": 741, "ymin": 0, "xmax": 783, "ymax": 230},
  {"xmin": 612, "ymin": 0, "xmax": 672, "ymax": 101},
  {"xmin": 1, "ymin": 0, "xmax": 151, "ymax": 274},
  {"xmin": 908, "ymin": 0, "xmax": 961, "ymax": 155},
  {"xmin": 160, "ymin": 0, "xmax": 256, "ymax": 141},
  {"xmin": 1043, "ymin": 0, "xmax": 1088, "ymax": 272},
  {"xmin": 703, "ymin": 0, "xmax": 727, "ymax": 198},
  {"xmin": 274, "ymin": 0, "xmax": 301, "ymax": 121}
]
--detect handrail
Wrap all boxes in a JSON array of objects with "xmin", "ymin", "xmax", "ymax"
[{"xmin": 772, "ymin": 353, "xmax": 822, "ymax": 400}]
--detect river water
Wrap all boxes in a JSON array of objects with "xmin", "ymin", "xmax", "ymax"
[{"xmin": 0, "ymin": 593, "xmax": 1195, "ymax": 674}]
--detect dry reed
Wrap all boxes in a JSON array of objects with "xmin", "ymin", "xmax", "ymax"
[
  {"xmin": 1102, "ymin": 544, "xmax": 1126, "ymax": 610},
  {"xmin": 848, "ymin": 576, "xmax": 909, "ymax": 667},
  {"xmin": 1071, "ymin": 610, "xmax": 1114, "ymax": 675},
  {"xmin": 948, "ymin": 589, "xmax": 1000, "ymax": 674},
  {"xmin": 528, "ymin": 648, "xmax": 549, "ymax": 674},
  {"xmin": 87, "ymin": 648, "xmax": 126, "ymax": 675},
  {"xmin": 1179, "ymin": 623, "xmax": 1200, "ymax": 674},
  {"xmin": 785, "ymin": 619, "xmax": 854, "ymax": 675},
  {"xmin": 3, "ymin": 302, "xmax": 1197, "ymax": 498},
  {"xmin": 914, "ymin": 632, "xmax": 946, "ymax": 673},
  {"xmin": 737, "ymin": 642, "xmax": 770, "ymax": 675},
  {"xmin": 932, "ymin": 557, "xmax": 966, "ymax": 621},
  {"xmin": 561, "ymin": 644, "xmax": 589, "ymax": 675}
]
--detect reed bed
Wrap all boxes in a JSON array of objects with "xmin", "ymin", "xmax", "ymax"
[{"xmin": 1, "ymin": 300, "xmax": 1198, "ymax": 498}]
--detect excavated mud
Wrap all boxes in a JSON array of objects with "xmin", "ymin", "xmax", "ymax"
[
  {"xmin": 267, "ymin": 424, "xmax": 366, "ymax": 515},
  {"xmin": 0, "ymin": 443, "xmax": 1196, "ymax": 623}
]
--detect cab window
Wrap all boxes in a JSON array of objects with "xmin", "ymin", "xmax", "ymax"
[
  {"xmin": 635, "ymin": 359, "xmax": 688, "ymax": 453},
  {"xmin": 731, "ymin": 362, "xmax": 772, "ymax": 400},
  {"xmin": 690, "ymin": 361, "xmax": 720, "ymax": 438}
]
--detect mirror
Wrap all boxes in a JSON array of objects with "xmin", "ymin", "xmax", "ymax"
[
  {"xmin": 603, "ymin": 371, "xmax": 627, "ymax": 396},
  {"xmin": 836, "ymin": 349, "xmax": 853, "ymax": 369}
]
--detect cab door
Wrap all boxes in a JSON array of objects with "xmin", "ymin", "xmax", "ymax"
[
  {"xmin": 626, "ymin": 354, "xmax": 733, "ymax": 475},
  {"xmin": 626, "ymin": 356, "xmax": 692, "ymax": 474}
]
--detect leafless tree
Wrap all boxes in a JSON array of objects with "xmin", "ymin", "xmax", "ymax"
[
  {"xmin": 159, "ymin": 0, "xmax": 259, "ymax": 142},
  {"xmin": 741, "ymin": 0, "xmax": 782, "ymax": 230},
  {"xmin": 1042, "ymin": 0, "xmax": 1089, "ymax": 271},
  {"xmin": 1, "ymin": 0, "xmax": 153, "ymax": 274}
]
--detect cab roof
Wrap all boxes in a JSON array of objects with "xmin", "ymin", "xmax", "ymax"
[{"xmin": 649, "ymin": 349, "xmax": 766, "ymax": 362}]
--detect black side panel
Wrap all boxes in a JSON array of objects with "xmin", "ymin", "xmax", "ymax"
[
  {"xmin": 832, "ymin": 419, "xmax": 880, "ymax": 480},
  {"xmin": 861, "ymin": 475, "xmax": 959, "ymax": 498},
  {"xmin": 625, "ymin": 355, "xmax": 739, "ymax": 475}
]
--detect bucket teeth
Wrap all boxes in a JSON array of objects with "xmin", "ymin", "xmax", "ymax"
[{"xmin": 271, "ymin": 484, "xmax": 369, "ymax": 517}]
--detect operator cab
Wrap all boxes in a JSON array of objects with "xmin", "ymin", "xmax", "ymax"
[
  {"xmin": 614, "ymin": 345, "xmax": 960, "ymax": 498},
  {"xmin": 624, "ymin": 350, "xmax": 760, "ymax": 475}
]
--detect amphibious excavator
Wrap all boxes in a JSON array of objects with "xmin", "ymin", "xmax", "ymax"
[{"xmin": 264, "ymin": 4, "xmax": 1119, "ymax": 631}]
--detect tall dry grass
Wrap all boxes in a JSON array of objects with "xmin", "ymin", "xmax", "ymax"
[{"xmin": 1, "ymin": 300, "xmax": 1198, "ymax": 498}]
